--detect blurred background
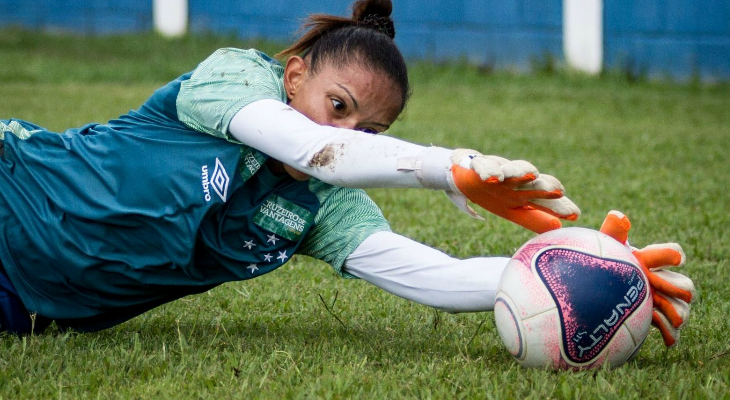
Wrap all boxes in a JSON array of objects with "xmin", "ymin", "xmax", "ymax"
[{"xmin": 1, "ymin": 0, "xmax": 728, "ymax": 82}]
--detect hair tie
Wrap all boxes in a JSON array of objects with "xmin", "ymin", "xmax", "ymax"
[{"xmin": 360, "ymin": 14, "xmax": 395, "ymax": 39}]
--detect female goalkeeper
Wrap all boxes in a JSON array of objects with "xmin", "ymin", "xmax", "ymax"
[{"xmin": 0, "ymin": 0, "xmax": 691, "ymax": 346}]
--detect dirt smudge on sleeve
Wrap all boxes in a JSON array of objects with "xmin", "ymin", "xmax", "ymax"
[{"xmin": 309, "ymin": 143, "xmax": 345, "ymax": 169}]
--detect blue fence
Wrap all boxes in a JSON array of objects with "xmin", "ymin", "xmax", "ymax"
[
  {"xmin": 188, "ymin": 0, "xmax": 564, "ymax": 71},
  {"xmin": 1, "ymin": 0, "xmax": 728, "ymax": 81},
  {"xmin": 2, "ymin": 0, "xmax": 152, "ymax": 34},
  {"xmin": 0, "ymin": 0, "xmax": 563, "ymax": 71},
  {"xmin": 604, "ymin": 0, "xmax": 730, "ymax": 81}
]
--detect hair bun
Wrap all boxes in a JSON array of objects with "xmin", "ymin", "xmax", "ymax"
[
  {"xmin": 352, "ymin": 0, "xmax": 395, "ymax": 38},
  {"xmin": 360, "ymin": 14, "xmax": 395, "ymax": 38},
  {"xmin": 352, "ymin": 0, "xmax": 393, "ymax": 19}
]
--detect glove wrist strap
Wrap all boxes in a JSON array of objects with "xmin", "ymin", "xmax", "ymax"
[{"xmin": 396, "ymin": 146, "xmax": 455, "ymax": 190}]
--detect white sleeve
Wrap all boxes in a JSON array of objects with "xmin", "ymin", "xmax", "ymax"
[
  {"xmin": 343, "ymin": 231, "xmax": 509, "ymax": 313},
  {"xmin": 228, "ymin": 99, "xmax": 455, "ymax": 190}
]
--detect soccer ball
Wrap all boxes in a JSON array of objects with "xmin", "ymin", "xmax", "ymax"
[{"xmin": 494, "ymin": 227, "xmax": 653, "ymax": 370}]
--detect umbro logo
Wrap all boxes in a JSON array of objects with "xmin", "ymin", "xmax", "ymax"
[
  {"xmin": 201, "ymin": 158, "xmax": 230, "ymax": 202},
  {"xmin": 211, "ymin": 158, "xmax": 230, "ymax": 201}
]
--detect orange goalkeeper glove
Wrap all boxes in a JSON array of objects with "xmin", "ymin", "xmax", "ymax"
[
  {"xmin": 599, "ymin": 210, "xmax": 695, "ymax": 347},
  {"xmin": 447, "ymin": 149, "xmax": 580, "ymax": 234}
]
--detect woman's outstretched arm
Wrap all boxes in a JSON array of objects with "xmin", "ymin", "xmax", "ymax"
[
  {"xmin": 342, "ymin": 231, "xmax": 509, "ymax": 313},
  {"xmin": 229, "ymin": 99, "xmax": 579, "ymax": 233}
]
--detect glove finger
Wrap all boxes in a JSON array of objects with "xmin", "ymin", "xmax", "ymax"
[
  {"xmin": 451, "ymin": 148, "xmax": 483, "ymax": 166},
  {"xmin": 514, "ymin": 176, "xmax": 565, "ymax": 201},
  {"xmin": 529, "ymin": 197, "xmax": 581, "ymax": 221},
  {"xmin": 501, "ymin": 208, "xmax": 563, "ymax": 233},
  {"xmin": 515, "ymin": 189, "xmax": 563, "ymax": 201},
  {"xmin": 500, "ymin": 174, "xmax": 538, "ymax": 188},
  {"xmin": 667, "ymin": 296, "xmax": 691, "ymax": 328},
  {"xmin": 599, "ymin": 210, "xmax": 631, "ymax": 245},
  {"xmin": 653, "ymin": 293, "xmax": 688, "ymax": 328},
  {"xmin": 515, "ymin": 174, "xmax": 564, "ymax": 193},
  {"xmin": 470, "ymin": 157, "xmax": 504, "ymax": 182},
  {"xmin": 651, "ymin": 269, "xmax": 695, "ymax": 303},
  {"xmin": 634, "ymin": 243, "xmax": 686, "ymax": 270},
  {"xmin": 480, "ymin": 154, "xmax": 510, "ymax": 165},
  {"xmin": 500, "ymin": 159, "xmax": 538, "ymax": 180},
  {"xmin": 472, "ymin": 158, "xmax": 538, "ymax": 185},
  {"xmin": 652, "ymin": 310, "xmax": 679, "ymax": 347}
]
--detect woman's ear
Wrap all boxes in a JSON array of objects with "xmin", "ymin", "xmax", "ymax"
[{"xmin": 284, "ymin": 56, "xmax": 307, "ymax": 101}]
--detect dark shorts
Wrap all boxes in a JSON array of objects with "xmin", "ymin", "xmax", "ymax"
[{"xmin": 0, "ymin": 260, "xmax": 47, "ymax": 335}]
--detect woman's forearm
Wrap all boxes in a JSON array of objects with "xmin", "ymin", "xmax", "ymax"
[{"xmin": 343, "ymin": 231, "xmax": 509, "ymax": 313}]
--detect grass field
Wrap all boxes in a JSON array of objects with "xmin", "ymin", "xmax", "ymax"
[{"xmin": 1, "ymin": 29, "xmax": 729, "ymax": 399}]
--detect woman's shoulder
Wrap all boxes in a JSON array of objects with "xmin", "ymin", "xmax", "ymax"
[
  {"xmin": 195, "ymin": 48, "xmax": 284, "ymax": 76},
  {"xmin": 175, "ymin": 48, "xmax": 287, "ymax": 140}
]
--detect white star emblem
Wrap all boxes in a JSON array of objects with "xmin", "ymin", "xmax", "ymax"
[
  {"xmin": 277, "ymin": 251, "xmax": 288, "ymax": 262},
  {"xmin": 267, "ymin": 234, "xmax": 279, "ymax": 245},
  {"xmin": 247, "ymin": 263, "xmax": 258, "ymax": 273},
  {"xmin": 263, "ymin": 253, "xmax": 273, "ymax": 262},
  {"xmin": 243, "ymin": 240, "xmax": 257, "ymax": 250}
]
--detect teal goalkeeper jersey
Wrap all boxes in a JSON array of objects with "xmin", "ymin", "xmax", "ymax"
[{"xmin": 0, "ymin": 49, "xmax": 390, "ymax": 331}]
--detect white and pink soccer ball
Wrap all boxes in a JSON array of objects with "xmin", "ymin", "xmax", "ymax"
[{"xmin": 494, "ymin": 227, "xmax": 653, "ymax": 370}]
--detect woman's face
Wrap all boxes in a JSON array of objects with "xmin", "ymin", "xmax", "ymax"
[
  {"xmin": 284, "ymin": 56, "xmax": 403, "ymax": 134},
  {"xmin": 277, "ymin": 55, "xmax": 404, "ymax": 180}
]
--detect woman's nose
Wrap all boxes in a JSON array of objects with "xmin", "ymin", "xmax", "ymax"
[{"xmin": 337, "ymin": 116, "xmax": 359, "ymax": 130}]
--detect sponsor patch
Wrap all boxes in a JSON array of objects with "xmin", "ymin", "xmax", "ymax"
[{"xmin": 253, "ymin": 195, "xmax": 314, "ymax": 241}]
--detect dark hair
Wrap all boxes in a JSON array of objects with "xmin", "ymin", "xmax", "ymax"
[{"xmin": 277, "ymin": 0, "xmax": 411, "ymax": 112}]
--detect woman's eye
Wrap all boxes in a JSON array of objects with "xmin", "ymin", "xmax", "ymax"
[
  {"xmin": 360, "ymin": 128, "xmax": 378, "ymax": 134},
  {"xmin": 331, "ymin": 98, "xmax": 345, "ymax": 112}
]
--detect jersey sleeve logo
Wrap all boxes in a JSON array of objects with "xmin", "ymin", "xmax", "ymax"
[{"xmin": 238, "ymin": 148, "xmax": 267, "ymax": 182}]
